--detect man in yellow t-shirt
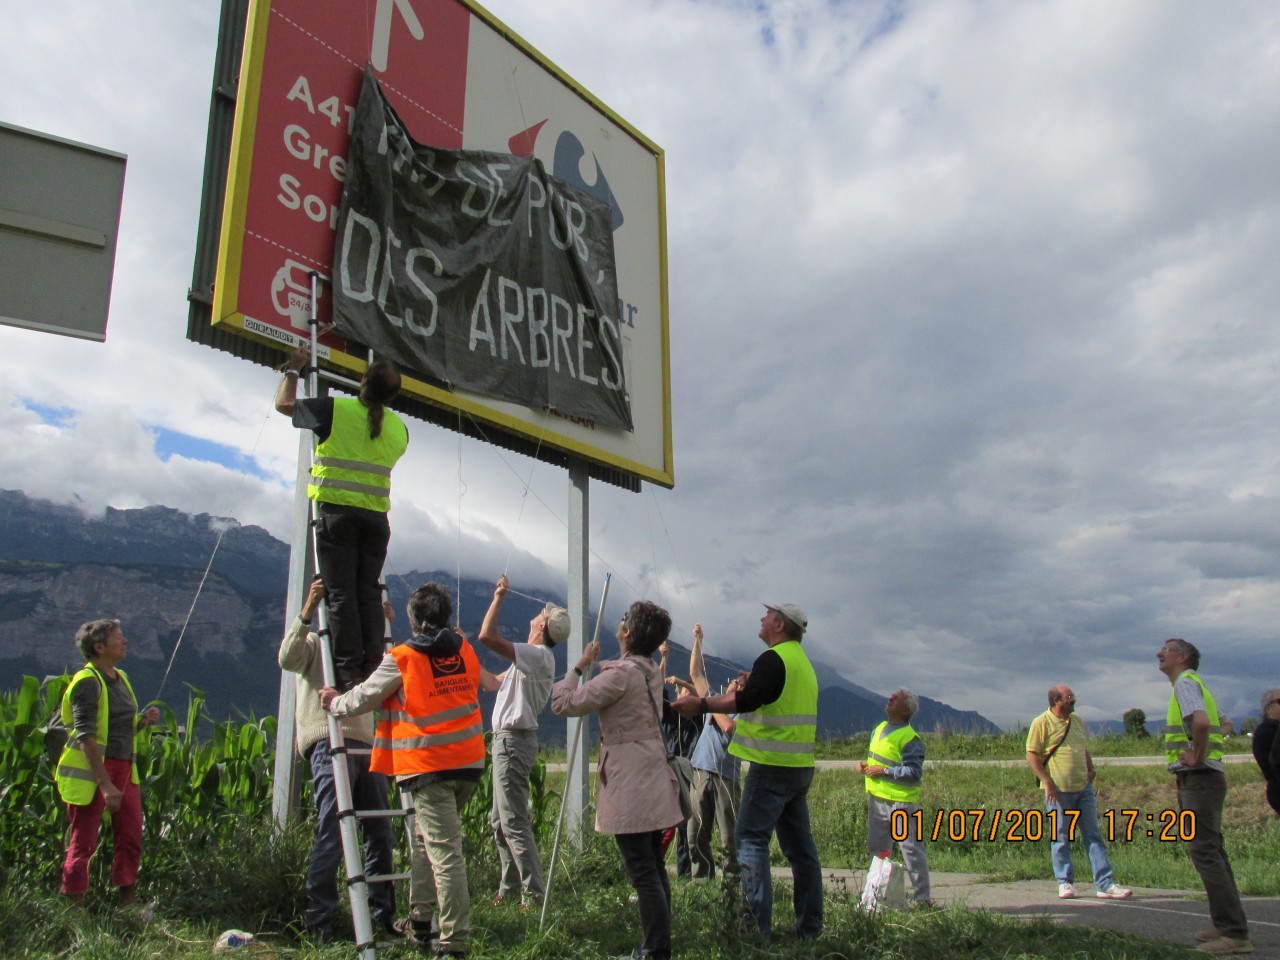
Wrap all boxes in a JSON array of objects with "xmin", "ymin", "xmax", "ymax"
[{"xmin": 1026, "ymin": 686, "xmax": 1130, "ymax": 901}]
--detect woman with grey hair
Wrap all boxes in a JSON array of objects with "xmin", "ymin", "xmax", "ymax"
[
  {"xmin": 1251, "ymin": 688, "xmax": 1280, "ymax": 815},
  {"xmin": 56, "ymin": 619, "xmax": 161, "ymax": 905},
  {"xmin": 551, "ymin": 600, "xmax": 684, "ymax": 960}
]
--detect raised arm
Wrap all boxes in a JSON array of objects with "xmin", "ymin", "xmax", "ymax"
[
  {"xmin": 273, "ymin": 344, "xmax": 308, "ymax": 415},
  {"xmin": 689, "ymin": 623, "xmax": 710, "ymax": 697},
  {"xmin": 476, "ymin": 575, "xmax": 516, "ymax": 663}
]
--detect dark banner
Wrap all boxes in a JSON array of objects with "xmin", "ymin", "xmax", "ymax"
[{"xmin": 330, "ymin": 67, "xmax": 632, "ymax": 432}]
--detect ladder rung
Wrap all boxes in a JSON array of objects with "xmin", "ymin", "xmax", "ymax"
[
  {"xmin": 355, "ymin": 807, "xmax": 412, "ymax": 819},
  {"xmin": 346, "ymin": 746, "xmax": 372, "ymax": 756},
  {"xmin": 366, "ymin": 871, "xmax": 411, "ymax": 884}
]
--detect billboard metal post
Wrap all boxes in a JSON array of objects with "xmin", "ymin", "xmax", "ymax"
[
  {"xmin": 565, "ymin": 460, "xmax": 592, "ymax": 845},
  {"xmin": 272, "ymin": 423, "xmax": 318, "ymax": 826}
]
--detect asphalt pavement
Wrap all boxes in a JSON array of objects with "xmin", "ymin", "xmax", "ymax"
[{"xmin": 812, "ymin": 868, "xmax": 1278, "ymax": 954}]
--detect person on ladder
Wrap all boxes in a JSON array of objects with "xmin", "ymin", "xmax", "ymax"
[
  {"xmin": 279, "ymin": 576, "xmax": 397, "ymax": 941},
  {"xmin": 276, "ymin": 344, "xmax": 409, "ymax": 690}
]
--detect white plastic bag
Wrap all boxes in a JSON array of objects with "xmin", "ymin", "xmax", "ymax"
[
  {"xmin": 859, "ymin": 854, "xmax": 906, "ymax": 911},
  {"xmin": 213, "ymin": 929, "xmax": 255, "ymax": 952}
]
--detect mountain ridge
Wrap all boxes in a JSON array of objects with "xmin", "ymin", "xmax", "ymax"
[{"xmin": 0, "ymin": 489, "xmax": 1000, "ymax": 739}]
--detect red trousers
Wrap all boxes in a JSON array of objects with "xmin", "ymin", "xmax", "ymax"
[{"xmin": 60, "ymin": 757, "xmax": 143, "ymax": 896}]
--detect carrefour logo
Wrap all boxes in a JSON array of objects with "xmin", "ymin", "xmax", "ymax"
[{"xmin": 509, "ymin": 121, "xmax": 624, "ymax": 232}]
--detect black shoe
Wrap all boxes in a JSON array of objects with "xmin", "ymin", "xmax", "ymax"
[
  {"xmin": 430, "ymin": 942, "xmax": 467, "ymax": 958},
  {"xmin": 374, "ymin": 914, "xmax": 399, "ymax": 937}
]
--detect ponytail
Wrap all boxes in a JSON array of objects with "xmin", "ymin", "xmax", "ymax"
[{"xmin": 360, "ymin": 359, "xmax": 402, "ymax": 439}]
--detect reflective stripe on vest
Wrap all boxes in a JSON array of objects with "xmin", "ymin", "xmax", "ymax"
[
  {"xmin": 1163, "ymin": 672, "xmax": 1225, "ymax": 766},
  {"xmin": 370, "ymin": 640, "xmax": 485, "ymax": 777},
  {"xmin": 307, "ymin": 397, "xmax": 408, "ymax": 512},
  {"xmin": 865, "ymin": 720, "xmax": 922, "ymax": 803},
  {"xmin": 728, "ymin": 641, "xmax": 818, "ymax": 768},
  {"xmin": 56, "ymin": 665, "xmax": 140, "ymax": 806}
]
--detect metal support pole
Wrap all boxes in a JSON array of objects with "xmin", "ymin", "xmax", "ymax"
[
  {"xmin": 564, "ymin": 460, "xmax": 591, "ymax": 846},
  {"xmin": 271, "ymin": 428, "xmax": 317, "ymax": 828}
]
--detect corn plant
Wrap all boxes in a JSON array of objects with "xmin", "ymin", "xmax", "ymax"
[
  {"xmin": 0, "ymin": 674, "xmax": 71, "ymax": 885},
  {"xmin": 0, "ymin": 675, "xmax": 277, "ymax": 889}
]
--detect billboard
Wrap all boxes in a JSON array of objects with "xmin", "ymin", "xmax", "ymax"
[
  {"xmin": 0, "ymin": 122, "xmax": 126, "ymax": 342},
  {"xmin": 206, "ymin": 0, "xmax": 672, "ymax": 486}
]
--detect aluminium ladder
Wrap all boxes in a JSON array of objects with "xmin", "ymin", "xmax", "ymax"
[{"xmin": 300, "ymin": 273, "xmax": 417, "ymax": 960}]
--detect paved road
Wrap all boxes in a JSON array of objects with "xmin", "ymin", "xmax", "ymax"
[
  {"xmin": 547, "ymin": 754, "xmax": 1256, "ymax": 773},
  {"xmin": 823, "ymin": 753, "xmax": 1258, "ymax": 770},
  {"xmin": 811, "ymin": 868, "xmax": 1278, "ymax": 954}
]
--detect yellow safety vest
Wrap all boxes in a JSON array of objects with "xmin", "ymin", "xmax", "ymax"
[
  {"xmin": 308, "ymin": 397, "xmax": 408, "ymax": 512},
  {"xmin": 55, "ymin": 665, "xmax": 141, "ymax": 806},
  {"xmin": 1163, "ymin": 671, "xmax": 1224, "ymax": 767},
  {"xmin": 728, "ymin": 641, "xmax": 818, "ymax": 768},
  {"xmin": 865, "ymin": 720, "xmax": 923, "ymax": 803}
]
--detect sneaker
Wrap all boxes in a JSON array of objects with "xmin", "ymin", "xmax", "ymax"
[
  {"xmin": 390, "ymin": 917, "xmax": 437, "ymax": 945},
  {"xmin": 1057, "ymin": 882, "xmax": 1077, "ymax": 899},
  {"xmin": 1198, "ymin": 937, "xmax": 1253, "ymax": 955},
  {"xmin": 1096, "ymin": 885, "xmax": 1131, "ymax": 900},
  {"xmin": 1196, "ymin": 930, "xmax": 1223, "ymax": 943}
]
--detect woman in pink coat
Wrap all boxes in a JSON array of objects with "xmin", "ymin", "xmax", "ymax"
[{"xmin": 551, "ymin": 600, "xmax": 683, "ymax": 960}]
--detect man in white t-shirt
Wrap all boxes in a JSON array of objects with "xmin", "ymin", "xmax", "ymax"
[{"xmin": 476, "ymin": 574, "xmax": 570, "ymax": 909}]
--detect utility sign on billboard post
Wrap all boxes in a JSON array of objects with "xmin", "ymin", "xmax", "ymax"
[{"xmin": 211, "ymin": 0, "xmax": 672, "ymax": 487}]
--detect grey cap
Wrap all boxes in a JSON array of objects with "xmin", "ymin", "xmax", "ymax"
[{"xmin": 763, "ymin": 602, "xmax": 807, "ymax": 634}]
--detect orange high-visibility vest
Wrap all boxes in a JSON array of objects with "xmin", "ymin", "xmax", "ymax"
[{"xmin": 370, "ymin": 639, "xmax": 485, "ymax": 777}]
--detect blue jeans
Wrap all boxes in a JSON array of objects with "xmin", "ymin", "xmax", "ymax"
[
  {"xmin": 735, "ymin": 764, "xmax": 823, "ymax": 939},
  {"xmin": 305, "ymin": 738, "xmax": 396, "ymax": 932},
  {"xmin": 1047, "ymin": 783, "xmax": 1114, "ymax": 892}
]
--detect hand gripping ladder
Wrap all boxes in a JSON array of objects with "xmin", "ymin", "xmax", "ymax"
[{"xmin": 301, "ymin": 273, "xmax": 417, "ymax": 959}]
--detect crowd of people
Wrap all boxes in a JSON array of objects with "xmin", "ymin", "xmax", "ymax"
[{"xmin": 52, "ymin": 589, "xmax": 1259, "ymax": 958}]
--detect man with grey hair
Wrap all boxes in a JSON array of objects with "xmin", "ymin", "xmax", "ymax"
[
  {"xmin": 858, "ymin": 688, "xmax": 931, "ymax": 906},
  {"xmin": 475, "ymin": 574, "xmax": 570, "ymax": 909},
  {"xmin": 671, "ymin": 602, "xmax": 822, "ymax": 941},
  {"xmin": 1026, "ymin": 685, "xmax": 1130, "ymax": 901},
  {"xmin": 1158, "ymin": 638, "xmax": 1250, "ymax": 955}
]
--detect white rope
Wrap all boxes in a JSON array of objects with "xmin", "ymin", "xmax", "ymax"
[
  {"xmin": 154, "ymin": 407, "xmax": 275, "ymax": 701},
  {"xmin": 647, "ymin": 487, "xmax": 700, "ymax": 629},
  {"xmin": 501, "ymin": 406, "xmax": 554, "ymax": 576}
]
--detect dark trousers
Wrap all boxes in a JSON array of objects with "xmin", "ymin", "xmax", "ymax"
[
  {"xmin": 314, "ymin": 502, "xmax": 391, "ymax": 689},
  {"xmin": 615, "ymin": 830, "xmax": 672, "ymax": 959},
  {"xmin": 1177, "ymin": 769, "xmax": 1248, "ymax": 940},
  {"xmin": 305, "ymin": 738, "xmax": 396, "ymax": 933}
]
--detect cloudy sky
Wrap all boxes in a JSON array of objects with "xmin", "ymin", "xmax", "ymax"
[{"xmin": 3, "ymin": 1, "xmax": 1279, "ymax": 728}]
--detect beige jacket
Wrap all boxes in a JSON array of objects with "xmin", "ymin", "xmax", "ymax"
[
  {"xmin": 551, "ymin": 654, "xmax": 683, "ymax": 835},
  {"xmin": 278, "ymin": 616, "xmax": 376, "ymax": 756}
]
